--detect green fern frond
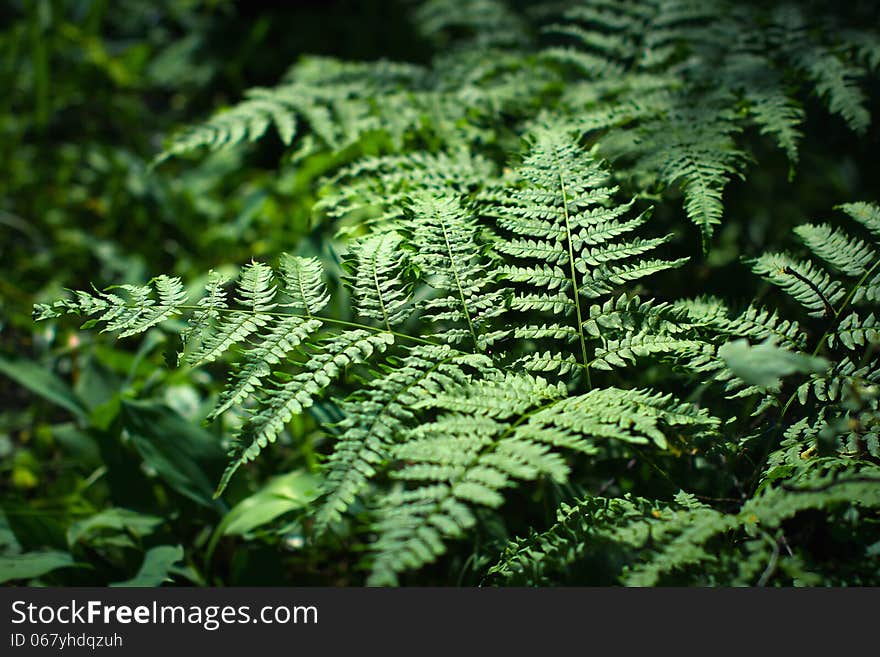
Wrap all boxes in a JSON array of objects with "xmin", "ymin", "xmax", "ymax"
[
  {"xmin": 314, "ymin": 345, "xmax": 491, "ymax": 532},
  {"xmin": 481, "ymin": 124, "xmax": 685, "ymax": 375},
  {"xmin": 34, "ymin": 275, "xmax": 187, "ymax": 338},
  {"xmin": 368, "ymin": 372, "xmax": 718, "ymax": 584},
  {"xmin": 344, "ymin": 232, "xmax": 414, "ymax": 330},
  {"xmin": 839, "ymin": 201, "xmax": 880, "ymax": 237},
  {"xmin": 751, "ymin": 204, "xmax": 880, "ymax": 319},
  {"xmin": 638, "ymin": 105, "xmax": 748, "ymax": 244},
  {"xmin": 591, "ymin": 332, "xmax": 709, "ymax": 371},
  {"xmin": 492, "ymin": 465, "xmax": 880, "ymax": 586},
  {"xmin": 217, "ymin": 330, "xmax": 396, "ymax": 495},
  {"xmin": 487, "ymin": 494, "xmax": 656, "ymax": 585},
  {"xmin": 186, "ymin": 262, "xmax": 278, "ymax": 366},
  {"xmin": 829, "ymin": 311, "xmax": 880, "ymax": 350},
  {"xmin": 749, "ymin": 254, "xmax": 844, "ymax": 318},
  {"xmin": 178, "ymin": 271, "xmax": 231, "ymax": 358},
  {"xmin": 771, "ymin": 5, "xmax": 872, "ymax": 134},
  {"xmin": 408, "ymin": 193, "xmax": 507, "ymax": 350},
  {"xmin": 410, "ymin": 0, "xmax": 530, "ymax": 49},
  {"xmin": 278, "ymin": 254, "xmax": 330, "ymax": 317},
  {"xmin": 793, "ymin": 223, "xmax": 875, "ymax": 277},
  {"xmin": 210, "ymin": 317, "xmax": 324, "ymax": 420},
  {"xmin": 158, "ymin": 57, "xmax": 429, "ymax": 161},
  {"xmin": 317, "ymin": 150, "xmax": 496, "ymax": 229}
]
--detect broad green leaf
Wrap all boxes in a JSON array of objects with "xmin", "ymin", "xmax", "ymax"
[
  {"xmin": 110, "ymin": 545, "xmax": 183, "ymax": 587},
  {"xmin": 67, "ymin": 508, "xmax": 163, "ymax": 546},
  {"xmin": 223, "ymin": 470, "xmax": 320, "ymax": 536},
  {"xmin": 121, "ymin": 400, "xmax": 226, "ymax": 510},
  {"xmin": 0, "ymin": 356, "xmax": 88, "ymax": 420},
  {"xmin": 0, "ymin": 550, "xmax": 76, "ymax": 584},
  {"xmin": 718, "ymin": 339, "xmax": 829, "ymax": 389}
]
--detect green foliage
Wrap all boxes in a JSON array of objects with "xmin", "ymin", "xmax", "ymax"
[
  {"xmin": 492, "ymin": 202, "xmax": 880, "ymax": 585},
  {"xmin": 6, "ymin": 0, "xmax": 880, "ymax": 587},
  {"xmin": 157, "ymin": 1, "xmax": 879, "ymax": 248}
]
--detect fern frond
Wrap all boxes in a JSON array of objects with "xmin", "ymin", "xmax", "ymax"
[
  {"xmin": 829, "ymin": 311, "xmax": 880, "ymax": 351},
  {"xmin": 802, "ymin": 54, "xmax": 870, "ymax": 134},
  {"xmin": 590, "ymin": 332, "xmax": 709, "ymax": 371},
  {"xmin": 279, "ymin": 254, "xmax": 330, "ymax": 317},
  {"xmin": 493, "ymin": 462, "xmax": 880, "ymax": 586},
  {"xmin": 368, "ymin": 373, "xmax": 718, "ymax": 584},
  {"xmin": 750, "ymin": 204, "xmax": 880, "ymax": 320},
  {"xmin": 317, "ymin": 150, "xmax": 496, "ymax": 229},
  {"xmin": 487, "ymin": 494, "xmax": 655, "ymax": 585},
  {"xmin": 156, "ymin": 92, "xmax": 298, "ymax": 162},
  {"xmin": 481, "ymin": 124, "xmax": 685, "ymax": 375},
  {"xmin": 408, "ymin": 193, "xmax": 506, "ymax": 351},
  {"xmin": 743, "ymin": 85, "xmax": 804, "ymax": 165},
  {"xmin": 771, "ymin": 5, "xmax": 872, "ymax": 134},
  {"xmin": 638, "ymin": 105, "xmax": 748, "ymax": 244},
  {"xmin": 158, "ymin": 57, "xmax": 428, "ymax": 161},
  {"xmin": 210, "ymin": 317, "xmax": 324, "ymax": 420},
  {"xmin": 217, "ymin": 330, "xmax": 396, "ymax": 495},
  {"xmin": 541, "ymin": 0, "xmax": 650, "ymax": 77},
  {"xmin": 344, "ymin": 231, "xmax": 414, "ymax": 330},
  {"xmin": 793, "ymin": 223, "xmax": 875, "ymax": 277},
  {"xmin": 410, "ymin": 0, "xmax": 530, "ymax": 49},
  {"xmin": 367, "ymin": 374, "xmax": 568, "ymax": 585},
  {"xmin": 34, "ymin": 275, "xmax": 187, "ymax": 338},
  {"xmin": 186, "ymin": 262, "xmax": 278, "ymax": 366},
  {"xmin": 314, "ymin": 345, "xmax": 491, "ymax": 532},
  {"xmin": 749, "ymin": 254, "xmax": 844, "ymax": 318},
  {"xmin": 839, "ymin": 201, "xmax": 880, "ymax": 237},
  {"xmin": 178, "ymin": 271, "xmax": 230, "ymax": 358}
]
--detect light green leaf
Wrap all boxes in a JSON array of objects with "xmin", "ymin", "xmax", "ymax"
[
  {"xmin": 110, "ymin": 545, "xmax": 184, "ymax": 587},
  {"xmin": 224, "ymin": 470, "xmax": 320, "ymax": 536},
  {"xmin": 0, "ymin": 550, "xmax": 76, "ymax": 584},
  {"xmin": 718, "ymin": 339, "xmax": 829, "ymax": 388},
  {"xmin": 67, "ymin": 508, "xmax": 163, "ymax": 547}
]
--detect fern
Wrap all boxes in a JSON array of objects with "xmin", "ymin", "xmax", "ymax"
[
  {"xmin": 35, "ymin": 275, "xmax": 188, "ymax": 339},
  {"xmin": 750, "ymin": 205, "xmax": 880, "ymax": 318},
  {"xmin": 31, "ymin": 0, "xmax": 880, "ymax": 587},
  {"xmin": 368, "ymin": 375, "xmax": 719, "ymax": 584},
  {"xmin": 39, "ymin": 122, "xmax": 727, "ymax": 583},
  {"xmin": 157, "ymin": 57, "xmax": 429, "ymax": 161},
  {"xmin": 217, "ymin": 329, "xmax": 396, "ymax": 494},
  {"xmin": 480, "ymin": 123, "xmax": 687, "ymax": 377},
  {"xmin": 492, "ymin": 201, "xmax": 880, "ymax": 585},
  {"xmin": 541, "ymin": 0, "xmax": 878, "ymax": 244},
  {"xmin": 314, "ymin": 345, "xmax": 490, "ymax": 533},
  {"xmin": 152, "ymin": 0, "xmax": 879, "ymax": 252}
]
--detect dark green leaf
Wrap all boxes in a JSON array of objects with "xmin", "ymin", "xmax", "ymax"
[
  {"xmin": 121, "ymin": 400, "xmax": 226, "ymax": 510},
  {"xmin": 109, "ymin": 545, "xmax": 184, "ymax": 587},
  {"xmin": 0, "ymin": 356, "xmax": 88, "ymax": 420}
]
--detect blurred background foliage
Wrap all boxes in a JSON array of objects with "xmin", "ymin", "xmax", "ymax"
[
  {"xmin": 0, "ymin": 0, "xmax": 425, "ymax": 586},
  {"xmin": 1, "ymin": 0, "xmax": 878, "ymax": 586}
]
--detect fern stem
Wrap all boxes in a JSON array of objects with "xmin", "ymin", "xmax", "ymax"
[
  {"xmin": 553, "ymin": 146, "xmax": 591, "ymax": 389},
  {"xmin": 172, "ymin": 304, "xmax": 438, "ymax": 346},
  {"xmin": 434, "ymin": 206, "xmax": 480, "ymax": 352},
  {"xmin": 832, "ymin": 256, "xmax": 880, "ymax": 320},
  {"xmin": 782, "ymin": 266, "xmax": 835, "ymax": 318},
  {"xmin": 370, "ymin": 248, "xmax": 393, "ymax": 333},
  {"xmin": 779, "ymin": 255, "xmax": 880, "ymax": 420}
]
